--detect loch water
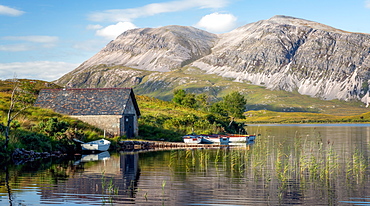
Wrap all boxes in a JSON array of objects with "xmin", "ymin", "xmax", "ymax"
[{"xmin": 1, "ymin": 124, "xmax": 370, "ymax": 205}]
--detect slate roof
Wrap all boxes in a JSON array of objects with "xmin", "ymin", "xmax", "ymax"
[{"xmin": 35, "ymin": 88, "xmax": 140, "ymax": 116}]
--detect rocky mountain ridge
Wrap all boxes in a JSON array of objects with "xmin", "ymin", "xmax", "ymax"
[{"xmin": 56, "ymin": 15, "xmax": 370, "ymax": 105}]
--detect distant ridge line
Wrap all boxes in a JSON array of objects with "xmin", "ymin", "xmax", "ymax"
[{"xmin": 41, "ymin": 87, "xmax": 133, "ymax": 91}]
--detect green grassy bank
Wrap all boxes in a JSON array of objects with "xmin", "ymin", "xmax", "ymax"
[{"xmin": 1, "ymin": 79, "xmax": 370, "ymax": 161}]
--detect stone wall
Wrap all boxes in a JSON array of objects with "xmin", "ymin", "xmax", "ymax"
[{"xmin": 73, "ymin": 115, "xmax": 122, "ymax": 136}]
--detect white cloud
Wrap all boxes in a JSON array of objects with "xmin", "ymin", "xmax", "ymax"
[
  {"xmin": 0, "ymin": 44, "xmax": 35, "ymax": 52},
  {"xmin": 96, "ymin": 22, "xmax": 137, "ymax": 40},
  {"xmin": 0, "ymin": 5, "xmax": 24, "ymax": 16},
  {"xmin": 195, "ymin": 12, "xmax": 237, "ymax": 33},
  {"xmin": 2, "ymin": 36, "xmax": 59, "ymax": 43},
  {"xmin": 86, "ymin": 24, "xmax": 103, "ymax": 30},
  {"xmin": 89, "ymin": 0, "xmax": 229, "ymax": 22},
  {"xmin": 366, "ymin": 0, "xmax": 370, "ymax": 8},
  {"xmin": 0, "ymin": 36, "xmax": 59, "ymax": 51},
  {"xmin": 0, "ymin": 61, "xmax": 79, "ymax": 81}
]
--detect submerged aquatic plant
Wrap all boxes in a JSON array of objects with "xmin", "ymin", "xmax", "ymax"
[{"xmin": 100, "ymin": 170, "xmax": 119, "ymax": 205}]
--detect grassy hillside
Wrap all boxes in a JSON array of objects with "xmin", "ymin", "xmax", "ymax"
[
  {"xmin": 1, "ymin": 78, "xmax": 370, "ymax": 159},
  {"xmin": 137, "ymin": 94, "xmax": 370, "ymax": 127},
  {"xmin": 56, "ymin": 65, "xmax": 369, "ymax": 116},
  {"xmin": 136, "ymin": 95, "xmax": 244, "ymax": 141},
  {"xmin": 244, "ymin": 110, "xmax": 370, "ymax": 123},
  {"xmin": 0, "ymin": 80, "xmax": 106, "ymax": 157}
]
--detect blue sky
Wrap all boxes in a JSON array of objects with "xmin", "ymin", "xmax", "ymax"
[{"xmin": 1, "ymin": 0, "xmax": 370, "ymax": 81}]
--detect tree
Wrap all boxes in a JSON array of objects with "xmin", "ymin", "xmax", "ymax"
[
  {"xmin": 172, "ymin": 89, "xmax": 186, "ymax": 105},
  {"xmin": 196, "ymin": 93, "xmax": 210, "ymax": 111},
  {"xmin": 172, "ymin": 89, "xmax": 197, "ymax": 108},
  {"xmin": 209, "ymin": 101, "xmax": 228, "ymax": 117},
  {"xmin": 3, "ymin": 80, "xmax": 36, "ymax": 150},
  {"xmin": 222, "ymin": 91, "xmax": 247, "ymax": 119},
  {"xmin": 182, "ymin": 93, "xmax": 196, "ymax": 108}
]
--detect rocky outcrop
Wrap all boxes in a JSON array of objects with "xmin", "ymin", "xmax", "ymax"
[
  {"xmin": 12, "ymin": 148, "xmax": 66, "ymax": 165},
  {"xmin": 73, "ymin": 25, "xmax": 218, "ymax": 73},
  {"xmin": 56, "ymin": 15, "xmax": 370, "ymax": 104},
  {"xmin": 192, "ymin": 15, "xmax": 370, "ymax": 103}
]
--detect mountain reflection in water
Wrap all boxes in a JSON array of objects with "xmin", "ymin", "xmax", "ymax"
[{"xmin": 1, "ymin": 124, "xmax": 370, "ymax": 205}]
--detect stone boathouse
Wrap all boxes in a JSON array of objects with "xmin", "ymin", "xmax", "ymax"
[{"xmin": 35, "ymin": 88, "xmax": 141, "ymax": 137}]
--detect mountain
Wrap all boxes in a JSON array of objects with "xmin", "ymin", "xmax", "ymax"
[
  {"xmin": 56, "ymin": 15, "xmax": 370, "ymax": 108},
  {"xmin": 69, "ymin": 25, "xmax": 217, "ymax": 73},
  {"xmin": 192, "ymin": 15, "xmax": 370, "ymax": 103}
]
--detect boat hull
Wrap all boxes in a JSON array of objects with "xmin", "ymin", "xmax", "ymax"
[
  {"xmin": 228, "ymin": 135, "xmax": 256, "ymax": 143},
  {"xmin": 81, "ymin": 139, "xmax": 111, "ymax": 151},
  {"xmin": 201, "ymin": 135, "xmax": 229, "ymax": 144},
  {"xmin": 183, "ymin": 135, "xmax": 202, "ymax": 144},
  {"xmin": 182, "ymin": 134, "xmax": 257, "ymax": 145}
]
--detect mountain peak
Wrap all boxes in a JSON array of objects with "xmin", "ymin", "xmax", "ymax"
[
  {"xmin": 269, "ymin": 15, "xmax": 303, "ymax": 21},
  {"xmin": 265, "ymin": 15, "xmax": 347, "ymax": 34},
  {"xmin": 57, "ymin": 16, "xmax": 370, "ymax": 105}
]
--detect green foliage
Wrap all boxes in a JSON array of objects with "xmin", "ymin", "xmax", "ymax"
[
  {"xmin": 3, "ymin": 80, "xmax": 39, "ymax": 150},
  {"xmin": 172, "ymin": 90, "xmax": 246, "ymax": 118},
  {"xmin": 222, "ymin": 92, "xmax": 247, "ymax": 118},
  {"xmin": 32, "ymin": 117, "xmax": 88, "ymax": 149},
  {"xmin": 182, "ymin": 93, "xmax": 197, "ymax": 108},
  {"xmin": 139, "ymin": 124, "xmax": 182, "ymax": 142},
  {"xmin": 209, "ymin": 101, "xmax": 228, "ymax": 117},
  {"xmin": 172, "ymin": 89, "xmax": 186, "ymax": 105},
  {"xmin": 35, "ymin": 117, "xmax": 69, "ymax": 138},
  {"xmin": 0, "ymin": 80, "xmax": 103, "ymax": 154},
  {"xmin": 13, "ymin": 130, "xmax": 52, "ymax": 152},
  {"xmin": 137, "ymin": 95, "xmax": 248, "ymax": 141},
  {"xmin": 172, "ymin": 89, "xmax": 197, "ymax": 108},
  {"xmin": 195, "ymin": 93, "xmax": 209, "ymax": 110},
  {"xmin": 0, "ymin": 123, "xmax": 5, "ymax": 133}
]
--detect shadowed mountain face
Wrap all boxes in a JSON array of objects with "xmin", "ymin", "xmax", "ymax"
[{"xmin": 56, "ymin": 15, "xmax": 370, "ymax": 105}]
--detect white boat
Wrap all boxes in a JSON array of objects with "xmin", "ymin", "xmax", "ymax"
[
  {"xmin": 201, "ymin": 134, "xmax": 256, "ymax": 144},
  {"xmin": 227, "ymin": 134, "xmax": 256, "ymax": 143},
  {"xmin": 81, "ymin": 139, "xmax": 111, "ymax": 151},
  {"xmin": 201, "ymin": 135, "xmax": 229, "ymax": 144},
  {"xmin": 183, "ymin": 135, "xmax": 202, "ymax": 144}
]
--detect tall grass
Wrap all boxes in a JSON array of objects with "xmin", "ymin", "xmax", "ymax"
[{"xmin": 166, "ymin": 134, "xmax": 368, "ymax": 198}]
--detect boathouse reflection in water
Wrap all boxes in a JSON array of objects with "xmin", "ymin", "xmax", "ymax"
[
  {"xmin": 120, "ymin": 152, "xmax": 140, "ymax": 198},
  {"xmin": 37, "ymin": 151, "xmax": 142, "ymax": 204}
]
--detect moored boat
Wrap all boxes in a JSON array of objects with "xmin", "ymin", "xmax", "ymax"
[
  {"xmin": 183, "ymin": 135, "xmax": 202, "ymax": 144},
  {"xmin": 81, "ymin": 139, "xmax": 111, "ymax": 151},
  {"xmin": 201, "ymin": 134, "xmax": 229, "ymax": 144},
  {"xmin": 227, "ymin": 134, "xmax": 256, "ymax": 143}
]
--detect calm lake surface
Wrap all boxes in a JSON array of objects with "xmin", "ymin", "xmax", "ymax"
[{"xmin": 1, "ymin": 124, "xmax": 370, "ymax": 205}]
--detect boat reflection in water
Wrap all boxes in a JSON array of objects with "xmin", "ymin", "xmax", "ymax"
[{"xmin": 74, "ymin": 151, "xmax": 111, "ymax": 165}]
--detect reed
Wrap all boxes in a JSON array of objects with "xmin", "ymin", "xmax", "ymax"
[
  {"xmin": 100, "ymin": 170, "xmax": 119, "ymax": 205},
  {"xmin": 346, "ymin": 149, "xmax": 367, "ymax": 183},
  {"xmin": 164, "ymin": 133, "xmax": 368, "ymax": 200},
  {"xmin": 162, "ymin": 179, "xmax": 166, "ymax": 197},
  {"xmin": 101, "ymin": 171, "xmax": 119, "ymax": 195}
]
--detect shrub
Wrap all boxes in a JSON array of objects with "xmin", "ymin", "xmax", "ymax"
[{"xmin": 14, "ymin": 130, "xmax": 52, "ymax": 152}]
